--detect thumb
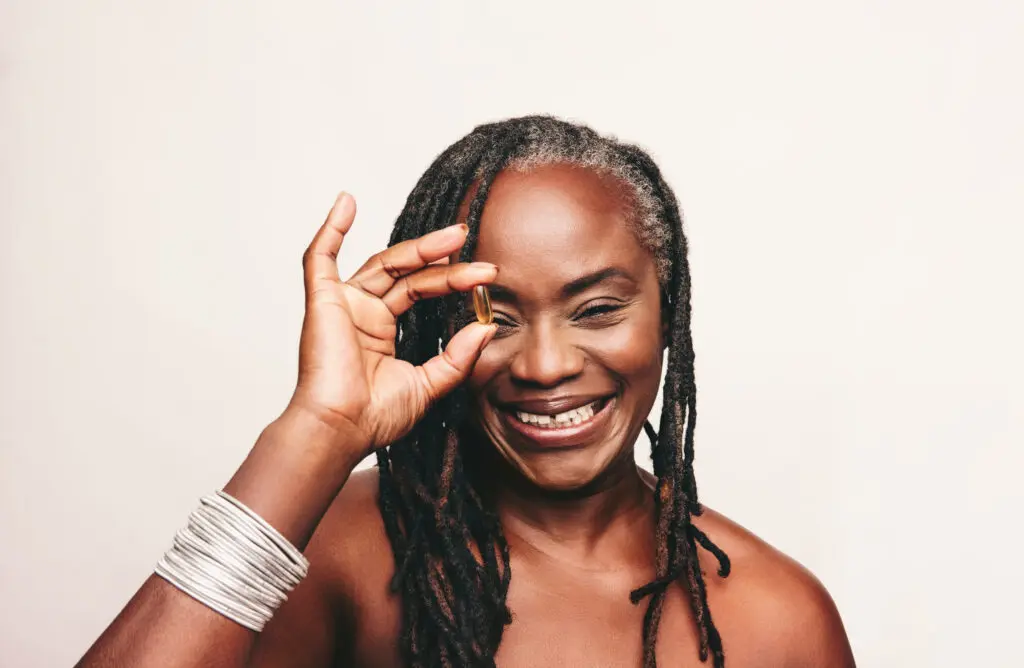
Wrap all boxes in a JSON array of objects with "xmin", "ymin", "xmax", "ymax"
[{"xmin": 417, "ymin": 323, "xmax": 497, "ymax": 404}]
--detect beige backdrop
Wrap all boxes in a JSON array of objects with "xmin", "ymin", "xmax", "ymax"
[{"xmin": 2, "ymin": 1, "xmax": 1022, "ymax": 666}]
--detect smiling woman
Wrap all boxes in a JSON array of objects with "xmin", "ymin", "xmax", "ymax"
[
  {"xmin": 466, "ymin": 166, "xmax": 665, "ymax": 491},
  {"xmin": 76, "ymin": 116, "xmax": 855, "ymax": 668}
]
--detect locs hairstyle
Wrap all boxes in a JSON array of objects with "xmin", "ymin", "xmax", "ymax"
[{"xmin": 375, "ymin": 115, "xmax": 731, "ymax": 668}]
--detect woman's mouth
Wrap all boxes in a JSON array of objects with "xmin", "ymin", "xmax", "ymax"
[
  {"xmin": 499, "ymin": 396, "xmax": 615, "ymax": 449},
  {"xmin": 513, "ymin": 398, "xmax": 606, "ymax": 428}
]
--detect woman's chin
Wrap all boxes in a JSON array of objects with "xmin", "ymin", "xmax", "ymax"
[
  {"xmin": 474, "ymin": 418, "xmax": 636, "ymax": 494},
  {"xmin": 511, "ymin": 449, "xmax": 623, "ymax": 493}
]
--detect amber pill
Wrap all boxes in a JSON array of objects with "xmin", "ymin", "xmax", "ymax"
[{"xmin": 472, "ymin": 285, "xmax": 493, "ymax": 325}]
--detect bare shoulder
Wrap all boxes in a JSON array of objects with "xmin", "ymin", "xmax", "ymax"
[
  {"xmin": 252, "ymin": 467, "xmax": 397, "ymax": 667},
  {"xmin": 694, "ymin": 507, "xmax": 856, "ymax": 667},
  {"xmin": 308, "ymin": 466, "xmax": 395, "ymax": 597},
  {"xmin": 304, "ymin": 466, "xmax": 403, "ymax": 663}
]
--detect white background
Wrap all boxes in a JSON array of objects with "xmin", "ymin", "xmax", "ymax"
[{"xmin": 2, "ymin": 1, "xmax": 1022, "ymax": 666}]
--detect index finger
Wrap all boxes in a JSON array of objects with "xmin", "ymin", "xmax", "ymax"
[
  {"xmin": 302, "ymin": 192, "xmax": 356, "ymax": 291},
  {"xmin": 347, "ymin": 224, "xmax": 469, "ymax": 297}
]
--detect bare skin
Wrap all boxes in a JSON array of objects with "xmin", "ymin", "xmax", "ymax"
[{"xmin": 78, "ymin": 166, "xmax": 854, "ymax": 667}]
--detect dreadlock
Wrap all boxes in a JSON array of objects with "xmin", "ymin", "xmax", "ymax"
[{"xmin": 375, "ymin": 115, "xmax": 731, "ymax": 668}]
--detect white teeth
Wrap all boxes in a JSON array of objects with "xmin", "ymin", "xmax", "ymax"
[{"xmin": 514, "ymin": 401, "xmax": 601, "ymax": 429}]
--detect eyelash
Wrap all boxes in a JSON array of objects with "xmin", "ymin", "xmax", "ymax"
[
  {"xmin": 577, "ymin": 303, "xmax": 623, "ymax": 320},
  {"xmin": 492, "ymin": 313, "xmax": 518, "ymax": 335}
]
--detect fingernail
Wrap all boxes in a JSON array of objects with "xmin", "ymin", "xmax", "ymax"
[{"xmin": 469, "ymin": 262, "xmax": 497, "ymax": 272}]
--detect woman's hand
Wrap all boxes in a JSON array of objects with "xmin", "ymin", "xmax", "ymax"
[{"xmin": 286, "ymin": 193, "xmax": 497, "ymax": 459}]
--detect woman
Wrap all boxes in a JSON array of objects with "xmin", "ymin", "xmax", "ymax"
[{"xmin": 78, "ymin": 116, "xmax": 854, "ymax": 667}]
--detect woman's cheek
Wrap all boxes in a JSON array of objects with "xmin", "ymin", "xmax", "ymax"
[
  {"xmin": 466, "ymin": 336, "xmax": 511, "ymax": 389},
  {"xmin": 587, "ymin": 321, "xmax": 663, "ymax": 376}
]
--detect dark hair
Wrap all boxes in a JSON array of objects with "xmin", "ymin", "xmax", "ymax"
[{"xmin": 376, "ymin": 115, "xmax": 730, "ymax": 668}]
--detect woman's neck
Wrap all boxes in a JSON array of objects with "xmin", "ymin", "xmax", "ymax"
[{"xmin": 468, "ymin": 444, "xmax": 655, "ymax": 565}]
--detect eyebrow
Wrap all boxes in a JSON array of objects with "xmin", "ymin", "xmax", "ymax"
[{"xmin": 487, "ymin": 267, "xmax": 637, "ymax": 303}]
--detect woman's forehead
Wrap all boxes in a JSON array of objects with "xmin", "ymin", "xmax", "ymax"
[{"xmin": 464, "ymin": 165, "xmax": 656, "ymax": 279}]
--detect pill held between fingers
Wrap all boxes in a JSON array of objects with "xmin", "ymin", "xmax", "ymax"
[{"xmin": 473, "ymin": 285, "xmax": 493, "ymax": 325}]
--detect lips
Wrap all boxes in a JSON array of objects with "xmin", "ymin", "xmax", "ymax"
[{"xmin": 496, "ymin": 394, "xmax": 617, "ymax": 449}]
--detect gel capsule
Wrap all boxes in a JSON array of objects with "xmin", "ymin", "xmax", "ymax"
[{"xmin": 473, "ymin": 285, "xmax": 493, "ymax": 325}]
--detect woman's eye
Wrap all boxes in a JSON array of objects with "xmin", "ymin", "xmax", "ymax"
[
  {"xmin": 577, "ymin": 303, "xmax": 624, "ymax": 320},
  {"xmin": 492, "ymin": 313, "xmax": 518, "ymax": 335}
]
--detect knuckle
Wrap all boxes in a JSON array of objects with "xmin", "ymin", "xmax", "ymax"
[
  {"xmin": 379, "ymin": 256, "xmax": 402, "ymax": 279},
  {"xmin": 440, "ymin": 348, "xmax": 462, "ymax": 373},
  {"xmin": 404, "ymin": 279, "xmax": 423, "ymax": 304}
]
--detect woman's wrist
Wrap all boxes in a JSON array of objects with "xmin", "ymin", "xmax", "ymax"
[
  {"xmin": 274, "ymin": 403, "xmax": 371, "ymax": 468},
  {"xmin": 221, "ymin": 407, "xmax": 369, "ymax": 548}
]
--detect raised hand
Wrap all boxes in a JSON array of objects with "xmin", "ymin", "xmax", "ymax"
[{"xmin": 287, "ymin": 193, "xmax": 497, "ymax": 458}]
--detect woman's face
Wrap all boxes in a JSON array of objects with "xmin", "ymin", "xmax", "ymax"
[{"xmin": 463, "ymin": 164, "xmax": 666, "ymax": 491}]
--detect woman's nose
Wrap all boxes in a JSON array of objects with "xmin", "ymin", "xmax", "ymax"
[{"xmin": 508, "ymin": 322, "xmax": 584, "ymax": 388}]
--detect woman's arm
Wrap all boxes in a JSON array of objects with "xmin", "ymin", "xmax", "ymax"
[
  {"xmin": 75, "ymin": 193, "xmax": 497, "ymax": 667},
  {"xmin": 75, "ymin": 409, "xmax": 362, "ymax": 668}
]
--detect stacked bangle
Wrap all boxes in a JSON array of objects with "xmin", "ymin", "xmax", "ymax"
[{"xmin": 155, "ymin": 490, "xmax": 309, "ymax": 631}]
